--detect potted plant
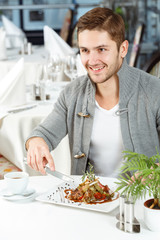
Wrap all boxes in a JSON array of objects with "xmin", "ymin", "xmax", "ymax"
[{"xmin": 116, "ymin": 150, "xmax": 160, "ymax": 231}]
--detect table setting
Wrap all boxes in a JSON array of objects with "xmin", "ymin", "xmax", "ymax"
[
  {"xmin": 0, "ymin": 56, "xmax": 39, "ymax": 119},
  {"xmin": 0, "ymin": 16, "xmax": 86, "ymax": 93},
  {"xmin": 0, "ymin": 168, "xmax": 159, "ymax": 240},
  {"xmin": 2, "ymin": 14, "xmax": 26, "ymax": 50}
]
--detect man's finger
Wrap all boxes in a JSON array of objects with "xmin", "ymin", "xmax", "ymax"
[{"xmin": 46, "ymin": 153, "xmax": 55, "ymax": 171}]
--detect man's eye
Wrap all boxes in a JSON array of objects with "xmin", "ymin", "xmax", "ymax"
[
  {"xmin": 99, "ymin": 48, "xmax": 106, "ymax": 52},
  {"xmin": 81, "ymin": 49, "xmax": 88, "ymax": 53}
]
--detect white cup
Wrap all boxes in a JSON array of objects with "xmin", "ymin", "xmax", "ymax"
[{"xmin": 4, "ymin": 172, "xmax": 29, "ymax": 194}]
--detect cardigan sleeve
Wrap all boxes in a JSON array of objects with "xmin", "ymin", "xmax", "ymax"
[{"xmin": 25, "ymin": 90, "xmax": 68, "ymax": 152}]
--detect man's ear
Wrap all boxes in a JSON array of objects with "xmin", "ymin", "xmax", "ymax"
[{"xmin": 120, "ymin": 40, "xmax": 129, "ymax": 58}]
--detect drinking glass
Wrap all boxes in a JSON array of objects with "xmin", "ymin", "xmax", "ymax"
[
  {"xmin": 64, "ymin": 55, "xmax": 78, "ymax": 81},
  {"xmin": 47, "ymin": 54, "xmax": 62, "ymax": 82}
]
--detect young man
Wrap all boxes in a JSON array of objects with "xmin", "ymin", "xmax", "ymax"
[{"xmin": 25, "ymin": 7, "xmax": 160, "ymax": 177}]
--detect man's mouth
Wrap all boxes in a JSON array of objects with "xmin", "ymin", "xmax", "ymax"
[{"xmin": 89, "ymin": 66, "xmax": 105, "ymax": 72}]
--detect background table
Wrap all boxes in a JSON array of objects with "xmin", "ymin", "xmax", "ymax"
[
  {"xmin": 0, "ymin": 175, "xmax": 159, "ymax": 240},
  {"xmin": 0, "ymin": 102, "xmax": 71, "ymax": 176},
  {"xmin": 0, "ymin": 45, "xmax": 68, "ymax": 85},
  {"xmin": 0, "ymin": 46, "xmax": 47, "ymax": 85}
]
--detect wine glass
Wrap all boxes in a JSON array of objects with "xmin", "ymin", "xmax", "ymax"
[
  {"xmin": 64, "ymin": 55, "xmax": 78, "ymax": 81},
  {"xmin": 47, "ymin": 54, "xmax": 62, "ymax": 82},
  {"xmin": 40, "ymin": 58, "xmax": 64, "ymax": 102}
]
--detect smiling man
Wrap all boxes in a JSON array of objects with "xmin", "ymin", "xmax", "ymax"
[
  {"xmin": 79, "ymin": 31, "xmax": 126, "ymax": 84},
  {"xmin": 25, "ymin": 7, "xmax": 160, "ymax": 177}
]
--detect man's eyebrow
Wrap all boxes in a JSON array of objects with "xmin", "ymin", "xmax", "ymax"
[
  {"xmin": 95, "ymin": 45, "xmax": 109, "ymax": 48},
  {"xmin": 79, "ymin": 45, "xmax": 109, "ymax": 49}
]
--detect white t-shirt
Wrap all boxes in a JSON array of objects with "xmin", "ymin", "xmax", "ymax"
[{"xmin": 88, "ymin": 101, "xmax": 124, "ymax": 177}]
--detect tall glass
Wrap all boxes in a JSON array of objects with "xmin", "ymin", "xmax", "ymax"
[{"xmin": 64, "ymin": 54, "xmax": 78, "ymax": 81}]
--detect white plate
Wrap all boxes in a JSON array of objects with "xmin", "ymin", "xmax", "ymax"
[
  {"xmin": 0, "ymin": 188, "xmax": 36, "ymax": 201},
  {"xmin": 36, "ymin": 177, "xmax": 119, "ymax": 213}
]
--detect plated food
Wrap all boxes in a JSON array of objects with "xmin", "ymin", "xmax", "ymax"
[
  {"xmin": 36, "ymin": 175, "xmax": 119, "ymax": 213},
  {"xmin": 64, "ymin": 165, "xmax": 117, "ymax": 204},
  {"xmin": 65, "ymin": 177, "xmax": 115, "ymax": 204}
]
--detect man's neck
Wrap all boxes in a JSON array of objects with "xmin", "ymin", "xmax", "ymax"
[{"xmin": 95, "ymin": 76, "xmax": 119, "ymax": 110}]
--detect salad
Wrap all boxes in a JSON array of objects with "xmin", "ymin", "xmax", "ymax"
[{"xmin": 65, "ymin": 164, "xmax": 116, "ymax": 204}]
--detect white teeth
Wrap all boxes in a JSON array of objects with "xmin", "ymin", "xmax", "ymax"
[{"xmin": 92, "ymin": 66, "xmax": 104, "ymax": 71}]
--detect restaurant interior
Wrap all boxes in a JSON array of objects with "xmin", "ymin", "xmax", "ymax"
[{"xmin": 0, "ymin": 1, "xmax": 159, "ymax": 239}]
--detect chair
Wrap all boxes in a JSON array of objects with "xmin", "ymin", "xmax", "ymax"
[
  {"xmin": 129, "ymin": 23, "xmax": 145, "ymax": 67},
  {"xmin": 143, "ymin": 51, "xmax": 160, "ymax": 78},
  {"xmin": 67, "ymin": 22, "xmax": 78, "ymax": 48},
  {"xmin": 60, "ymin": 9, "xmax": 73, "ymax": 43}
]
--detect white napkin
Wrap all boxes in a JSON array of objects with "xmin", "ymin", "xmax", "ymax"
[
  {"xmin": 43, "ymin": 25, "xmax": 75, "ymax": 58},
  {"xmin": 2, "ymin": 15, "xmax": 26, "ymax": 49},
  {"xmin": 0, "ymin": 58, "xmax": 26, "ymax": 109},
  {"xmin": 0, "ymin": 110, "xmax": 9, "ymax": 119},
  {"xmin": 76, "ymin": 54, "xmax": 87, "ymax": 77},
  {"xmin": 0, "ymin": 27, "xmax": 7, "ymax": 60}
]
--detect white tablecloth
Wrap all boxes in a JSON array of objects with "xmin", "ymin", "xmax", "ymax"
[
  {"xmin": 0, "ymin": 46, "xmax": 68, "ymax": 85},
  {"xmin": 0, "ymin": 102, "xmax": 71, "ymax": 176},
  {"xmin": 0, "ymin": 175, "xmax": 159, "ymax": 240},
  {"xmin": 0, "ymin": 46, "xmax": 47, "ymax": 85}
]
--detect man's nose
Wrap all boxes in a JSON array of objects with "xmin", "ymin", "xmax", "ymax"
[{"xmin": 88, "ymin": 51, "xmax": 99, "ymax": 65}]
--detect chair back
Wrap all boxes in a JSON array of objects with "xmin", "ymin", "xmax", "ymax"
[
  {"xmin": 129, "ymin": 23, "xmax": 144, "ymax": 67},
  {"xmin": 60, "ymin": 9, "xmax": 73, "ymax": 43},
  {"xmin": 143, "ymin": 51, "xmax": 160, "ymax": 78}
]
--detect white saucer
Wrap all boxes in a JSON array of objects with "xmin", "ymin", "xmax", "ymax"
[{"xmin": 0, "ymin": 188, "xmax": 36, "ymax": 201}]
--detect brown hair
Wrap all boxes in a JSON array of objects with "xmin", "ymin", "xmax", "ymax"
[{"xmin": 77, "ymin": 7, "xmax": 125, "ymax": 50}]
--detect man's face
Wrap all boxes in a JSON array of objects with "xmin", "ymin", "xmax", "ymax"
[{"xmin": 78, "ymin": 30, "xmax": 126, "ymax": 84}]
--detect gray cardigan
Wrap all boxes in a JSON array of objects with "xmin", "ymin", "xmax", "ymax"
[{"xmin": 27, "ymin": 59, "xmax": 160, "ymax": 174}]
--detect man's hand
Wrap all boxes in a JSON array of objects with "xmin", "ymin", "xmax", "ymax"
[
  {"xmin": 26, "ymin": 137, "xmax": 55, "ymax": 174},
  {"xmin": 130, "ymin": 163, "xmax": 159, "ymax": 184}
]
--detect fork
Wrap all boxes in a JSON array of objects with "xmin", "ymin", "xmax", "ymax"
[{"xmin": 57, "ymin": 187, "xmax": 70, "ymax": 203}]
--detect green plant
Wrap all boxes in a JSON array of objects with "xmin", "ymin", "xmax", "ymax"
[
  {"xmin": 115, "ymin": 6, "xmax": 128, "ymax": 31},
  {"xmin": 82, "ymin": 162, "xmax": 95, "ymax": 182},
  {"xmin": 115, "ymin": 150, "xmax": 160, "ymax": 209}
]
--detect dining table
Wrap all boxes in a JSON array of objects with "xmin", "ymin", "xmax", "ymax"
[
  {"xmin": 0, "ymin": 45, "xmax": 48, "ymax": 85},
  {"xmin": 0, "ymin": 174, "xmax": 159, "ymax": 240},
  {"xmin": 0, "ymin": 45, "xmax": 68, "ymax": 86},
  {"xmin": 0, "ymin": 82, "xmax": 71, "ymax": 176}
]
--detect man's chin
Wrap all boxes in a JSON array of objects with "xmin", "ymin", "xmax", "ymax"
[
  {"xmin": 88, "ymin": 73, "xmax": 99, "ymax": 82},
  {"xmin": 88, "ymin": 74, "xmax": 109, "ymax": 84}
]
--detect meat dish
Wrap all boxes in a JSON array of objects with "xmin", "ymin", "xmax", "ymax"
[{"xmin": 65, "ymin": 176, "xmax": 115, "ymax": 204}]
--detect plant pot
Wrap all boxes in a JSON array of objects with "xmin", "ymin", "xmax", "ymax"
[{"xmin": 144, "ymin": 199, "xmax": 160, "ymax": 232}]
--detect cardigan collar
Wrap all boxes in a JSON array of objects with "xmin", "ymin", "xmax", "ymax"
[{"xmin": 118, "ymin": 58, "xmax": 140, "ymax": 105}]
